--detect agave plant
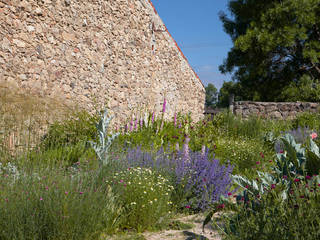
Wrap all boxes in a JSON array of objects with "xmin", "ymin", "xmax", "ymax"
[{"xmin": 88, "ymin": 109, "xmax": 119, "ymax": 168}]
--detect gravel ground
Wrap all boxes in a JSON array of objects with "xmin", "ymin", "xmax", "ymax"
[{"xmin": 142, "ymin": 213, "xmax": 224, "ymax": 240}]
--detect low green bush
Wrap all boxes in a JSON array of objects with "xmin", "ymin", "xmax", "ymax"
[
  {"xmin": 213, "ymin": 136, "xmax": 274, "ymax": 177},
  {"xmin": 108, "ymin": 167, "xmax": 174, "ymax": 232},
  {"xmin": 40, "ymin": 110, "xmax": 99, "ymax": 150},
  {"xmin": 220, "ymin": 177, "xmax": 320, "ymax": 240},
  {"xmin": 0, "ymin": 163, "xmax": 122, "ymax": 240},
  {"xmin": 292, "ymin": 111, "xmax": 320, "ymax": 131},
  {"xmin": 205, "ymin": 132, "xmax": 320, "ymax": 240}
]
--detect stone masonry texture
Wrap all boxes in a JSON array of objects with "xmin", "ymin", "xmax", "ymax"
[
  {"xmin": 233, "ymin": 101, "xmax": 320, "ymax": 119},
  {"xmin": 0, "ymin": 0, "xmax": 205, "ymax": 127}
]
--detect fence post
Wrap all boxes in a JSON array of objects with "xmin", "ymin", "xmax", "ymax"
[{"xmin": 229, "ymin": 94, "xmax": 235, "ymax": 114}]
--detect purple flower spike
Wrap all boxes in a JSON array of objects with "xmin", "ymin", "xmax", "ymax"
[
  {"xmin": 174, "ymin": 112, "xmax": 177, "ymax": 127},
  {"xmin": 162, "ymin": 98, "xmax": 167, "ymax": 113},
  {"xmin": 130, "ymin": 119, "xmax": 133, "ymax": 132},
  {"xmin": 152, "ymin": 112, "xmax": 155, "ymax": 124},
  {"xmin": 140, "ymin": 118, "xmax": 143, "ymax": 128},
  {"xmin": 134, "ymin": 118, "xmax": 138, "ymax": 130},
  {"xmin": 179, "ymin": 121, "xmax": 182, "ymax": 128}
]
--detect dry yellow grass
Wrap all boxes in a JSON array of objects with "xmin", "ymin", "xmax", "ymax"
[{"xmin": 0, "ymin": 80, "xmax": 79, "ymax": 156}]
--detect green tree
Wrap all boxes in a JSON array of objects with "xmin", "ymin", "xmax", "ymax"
[
  {"xmin": 220, "ymin": 0, "xmax": 320, "ymax": 101},
  {"xmin": 205, "ymin": 83, "xmax": 218, "ymax": 108},
  {"xmin": 217, "ymin": 81, "xmax": 253, "ymax": 108}
]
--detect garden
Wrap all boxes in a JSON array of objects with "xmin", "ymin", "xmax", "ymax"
[{"xmin": 1, "ymin": 98, "xmax": 320, "ymax": 240}]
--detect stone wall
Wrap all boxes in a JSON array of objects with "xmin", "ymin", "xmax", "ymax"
[
  {"xmin": 0, "ymin": 0, "xmax": 205, "ymax": 127},
  {"xmin": 233, "ymin": 101, "xmax": 320, "ymax": 119}
]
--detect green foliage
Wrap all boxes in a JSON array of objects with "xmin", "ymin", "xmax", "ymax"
[
  {"xmin": 0, "ymin": 163, "xmax": 122, "ymax": 240},
  {"xmin": 217, "ymin": 81, "xmax": 252, "ymax": 108},
  {"xmin": 89, "ymin": 109, "xmax": 119, "ymax": 167},
  {"xmin": 214, "ymin": 136, "xmax": 273, "ymax": 177},
  {"xmin": 204, "ymin": 132, "xmax": 320, "ymax": 239},
  {"xmin": 280, "ymin": 75, "xmax": 320, "ymax": 102},
  {"xmin": 219, "ymin": 178, "xmax": 320, "ymax": 240},
  {"xmin": 40, "ymin": 110, "xmax": 99, "ymax": 150},
  {"xmin": 108, "ymin": 167, "xmax": 173, "ymax": 232},
  {"xmin": 23, "ymin": 142, "xmax": 97, "ymax": 169},
  {"xmin": 205, "ymin": 83, "xmax": 218, "ymax": 108},
  {"xmin": 220, "ymin": 0, "xmax": 320, "ymax": 101},
  {"xmin": 292, "ymin": 111, "xmax": 320, "ymax": 130},
  {"xmin": 113, "ymin": 111, "xmax": 216, "ymax": 154}
]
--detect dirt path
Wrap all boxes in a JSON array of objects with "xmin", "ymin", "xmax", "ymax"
[{"xmin": 142, "ymin": 213, "xmax": 223, "ymax": 240}]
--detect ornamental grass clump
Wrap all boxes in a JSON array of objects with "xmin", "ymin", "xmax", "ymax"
[
  {"xmin": 0, "ymin": 163, "xmax": 122, "ymax": 240},
  {"xmin": 107, "ymin": 167, "xmax": 173, "ymax": 232}
]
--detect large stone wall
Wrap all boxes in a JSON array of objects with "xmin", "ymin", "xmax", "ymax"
[
  {"xmin": 233, "ymin": 101, "xmax": 320, "ymax": 119},
  {"xmin": 0, "ymin": 0, "xmax": 205, "ymax": 127}
]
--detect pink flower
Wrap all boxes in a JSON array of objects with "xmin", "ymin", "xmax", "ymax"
[
  {"xmin": 217, "ymin": 204, "xmax": 225, "ymax": 209},
  {"xmin": 271, "ymin": 184, "xmax": 276, "ymax": 189},
  {"xmin": 185, "ymin": 205, "xmax": 191, "ymax": 209},
  {"xmin": 227, "ymin": 192, "xmax": 232, "ymax": 196},
  {"xmin": 123, "ymin": 184, "xmax": 127, "ymax": 187},
  {"xmin": 306, "ymin": 175, "xmax": 311, "ymax": 180},
  {"xmin": 256, "ymin": 161, "xmax": 260, "ymax": 165},
  {"xmin": 152, "ymin": 112, "xmax": 155, "ymax": 123},
  {"xmin": 245, "ymin": 185, "xmax": 249, "ymax": 189},
  {"xmin": 79, "ymin": 192, "xmax": 84, "ymax": 195},
  {"xmin": 294, "ymin": 178, "xmax": 300, "ymax": 183},
  {"xmin": 283, "ymin": 175, "xmax": 288, "ymax": 180},
  {"xmin": 162, "ymin": 98, "xmax": 167, "ymax": 113},
  {"xmin": 259, "ymin": 152, "xmax": 264, "ymax": 158},
  {"xmin": 65, "ymin": 192, "xmax": 68, "ymax": 195},
  {"xmin": 40, "ymin": 197, "xmax": 43, "ymax": 201},
  {"xmin": 310, "ymin": 132, "xmax": 318, "ymax": 140},
  {"xmin": 134, "ymin": 118, "xmax": 138, "ymax": 130},
  {"xmin": 119, "ymin": 179, "xmax": 124, "ymax": 183}
]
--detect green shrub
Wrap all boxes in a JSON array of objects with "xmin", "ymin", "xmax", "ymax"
[
  {"xmin": 0, "ymin": 163, "xmax": 122, "ymax": 240},
  {"xmin": 108, "ymin": 167, "xmax": 174, "ymax": 232},
  {"xmin": 214, "ymin": 137, "xmax": 273, "ymax": 177},
  {"xmin": 220, "ymin": 178, "xmax": 320, "ymax": 240},
  {"xmin": 22, "ymin": 141, "xmax": 96, "ymax": 168},
  {"xmin": 292, "ymin": 111, "xmax": 320, "ymax": 131},
  {"xmin": 40, "ymin": 110, "xmax": 99, "ymax": 150}
]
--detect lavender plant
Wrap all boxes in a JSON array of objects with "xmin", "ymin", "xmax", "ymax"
[
  {"xmin": 88, "ymin": 109, "xmax": 119, "ymax": 167},
  {"xmin": 123, "ymin": 142, "xmax": 234, "ymax": 211}
]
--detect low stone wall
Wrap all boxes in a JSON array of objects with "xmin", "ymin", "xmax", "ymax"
[{"xmin": 233, "ymin": 101, "xmax": 320, "ymax": 119}]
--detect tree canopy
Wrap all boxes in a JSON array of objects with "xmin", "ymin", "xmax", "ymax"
[
  {"xmin": 219, "ymin": 0, "xmax": 320, "ymax": 102},
  {"xmin": 205, "ymin": 83, "xmax": 218, "ymax": 108}
]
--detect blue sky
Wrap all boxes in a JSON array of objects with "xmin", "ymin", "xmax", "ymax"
[{"xmin": 151, "ymin": 0, "xmax": 233, "ymax": 90}]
